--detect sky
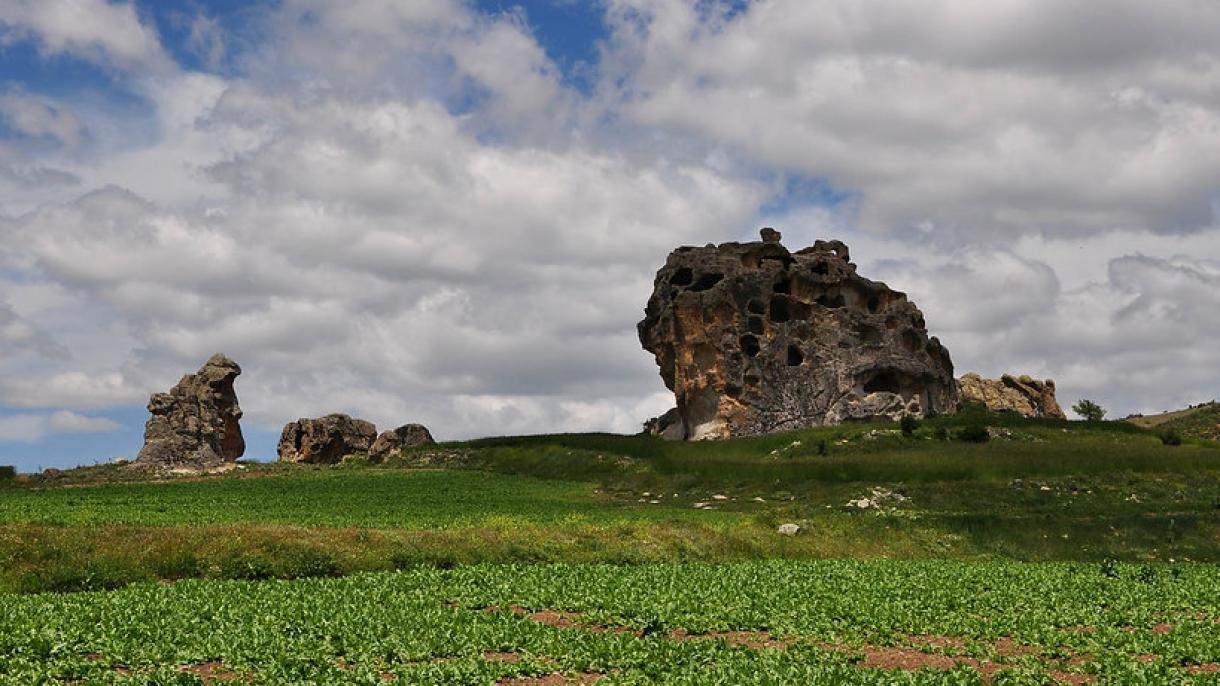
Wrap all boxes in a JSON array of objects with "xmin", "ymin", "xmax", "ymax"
[{"xmin": 1, "ymin": 0, "xmax": 1218, "ymax": 472}]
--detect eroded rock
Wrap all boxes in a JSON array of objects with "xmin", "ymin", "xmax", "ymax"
[
  {"xmin": 277, "ymin": 413, "xmax": 376, "ymax": 464},
  {"xmin": 957, "ymin": 373, "xmax": 1066, "ymax": 419},
  {"xmin": 135, "ymin": 353, "xmax": 245, "ymax": 467},
  {"xmin": 369, "ymin": 423, "xmax": 435, "ymax": 461},
  {"xmin": 638, "ymin": 229, "xmax": 957, "ymax": 439}
]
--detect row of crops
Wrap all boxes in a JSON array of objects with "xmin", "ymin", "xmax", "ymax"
[{"xmin": 3, "ymin": 559, "xmax": 1219, "ymax": 684}]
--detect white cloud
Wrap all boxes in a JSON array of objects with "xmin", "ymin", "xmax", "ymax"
[
  {"xmin": 599, "ymin": 0, "xmax": 1220, "ymax": 240},
  {"xmin": 0, "ymin": 410, "xmax": 119, "ymax": 442},
  {"xmin": 0, "ymin": 0, "xmax": 174, "ymax": 74},
  {"xmin": 2, "ymin": 0, "xmax": 1219, "ymax": 458},
  {"xmin": 0, "ymin": 90, "xmax": 85, "ymax": 147}
]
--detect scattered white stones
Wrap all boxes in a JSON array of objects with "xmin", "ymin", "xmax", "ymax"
[
  {"xmin": 692, "ymin": 502, "xmax": 709, "ymax": 509},
  {"xmin": 1040, "ymin": 485, "xmax": 1052, "ymax": 492},
  {"xmin": 845, "ymin": 486, "xmax": 909, "ymax": 511},
  {"xmin": 777, "ymin": 523, "xmax": 801, "ymax": 536},
  {"xmin": 751, "ymin": 497, "xmax": 766, "ymax": 502},
  {"xmin": 712, "ymin": 494, "xmax": 729, "ymax": 501}
]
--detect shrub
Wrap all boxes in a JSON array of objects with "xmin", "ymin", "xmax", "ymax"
[
  {"xmin": 0, "ymin": 466, "xmax": 15, "ymax": 480},
  {"xmin": 899, "ymin": 415, "xmax": 920, "ymax": 437},
  {"xmin": 1159, "ymin": 428, "xmax": 1183, "ymax": 446},
  {"xmin": 957, "ymin": 425, "xmax": 990, "ymax": 443},
  {"xmin": 933, "ymin": 427, "xmax": 949, "ymax": 441},
  {"xmin": 1072, "ymin": 399, "xmax": 1106, "ymax": 422},
  {"xmin": 815, "ymin": 439, "xmax": 829, "ymax": 456}
]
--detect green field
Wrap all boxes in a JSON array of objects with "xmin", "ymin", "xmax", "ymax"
[
  {"xmin": 3, "ymin": 560, "xmax": 1219, "ymax": 684},
  {"xmin": 3, "ymin": 412, "xmax": 1220, "ymax": 683}
]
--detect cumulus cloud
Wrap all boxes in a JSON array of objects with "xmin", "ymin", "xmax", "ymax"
[
  {"xmin": 1, "ymin": 0, "xmax": 1219, "ymax": 460},
  {"xmin": 0, "ymin": 0, "xmax": 174, "ymax": 74},
  {"xmin": 599, "ymin": 0, "xmax": 1220, "ymax": 240},
  {"xmin": 0, "ymin": 410, "xmax": 119, "ymax": 442},
  {"xmin": 0, "ymin": 90, "xmax": 85, "ymax": 147}
]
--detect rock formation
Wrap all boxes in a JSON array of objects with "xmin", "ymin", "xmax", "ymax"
[
  {"xmin": 957, "ymin": 373, "xmax": 1066, "ymax": 419},
  {"xmin": 639, "ymin": 229, "xmax": 957, "ymax": 439},
  {"xmin": 370, "ymin": 423, "xmax": 435, "ymax": 461},
  {"xmin": 135, "ymin": 353, "xmax": 245, "ymax": 466},
  {"xmin": 277, "ymin": 414, "xmax": 377, "ymax": 464}
]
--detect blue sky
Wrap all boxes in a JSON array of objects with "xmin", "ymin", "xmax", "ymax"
[{"xmin": 2, "ymin": 0, "xmax": 1218, "ymax": 472}]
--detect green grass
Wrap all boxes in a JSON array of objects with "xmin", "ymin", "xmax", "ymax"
[
  {"xmin": 0, "ymin": 469, "xmax": 711, "ymax": 528},
  {"xmin": 3, "ymin": 411, "xmax": 1220, "ymax": 592},
  {"xmin": 3, "ymin": 559, "xmax": 1219, "ymax": 684}
]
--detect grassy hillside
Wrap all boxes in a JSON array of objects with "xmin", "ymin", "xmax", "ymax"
[
  {"xmin": 3, "ymin": 560, "xmax": 1219, "ymax": 684},
  {"xmin": 3, "ymin": 410, "xmax": 1219, "ymax": 594},
  {"xmin": 1127, "ymin": 402, "xmax": 1220, "ymax": 441}
]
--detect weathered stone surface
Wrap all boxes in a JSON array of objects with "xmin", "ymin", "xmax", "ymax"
[
  {"xmin": 957, "ymin": 373, "xmax": 1066, "ymax": 419},
  {"xmin": 369, "ymin": 423, "xmax": 435, "ymax": 461},
  {"xmin": 638, "ymin": 228, "xmax": 957, "ymax": 439},
  {"xmin": 643, "ymin": 407, "xmax": 686, "ymax": 441},
  {"xmin": 135, "ymin": 353, "xmax": 245, "ymax": 467},
  {"xmin": 277, "ymin": 414, "xmax": 377, "ymax": 464}
]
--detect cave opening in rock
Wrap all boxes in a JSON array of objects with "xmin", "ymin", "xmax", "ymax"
[
  {"xmin": 689, "ymin": 273, "xmax": 724, "ymax": 292},
  {"xmin": 740, "ymin": 335, "xmax": 760, "ymax": 357},
  {"xmin": 863, "ymin": 370, "xmax": 901, "ymax": 394},
  {"xmin": 773, "ymin": 276, "xmax": 791, "ymax": 294},
  {"xmin": 867, "ymin": 295, "xmax": 880, "ymax": 313},
  {"xmin": 816, "ymin": 294, "xmax": 846, "ymax": 309},
  {"xmin": 747, "ymin": 299, "xmax": 765, "ymax": 314},
  {"xmin": 787, "ymin": 345, "xmax": 804, "ymax": 366},
  {"xmin": 769, "ymin": 296, "xmax": 790, "ymax": 323},
  {"xmin": 812, "ymin": 262, "xmax": 829, "ymax": 275},
  {"xmin": 669, "ymin": 267, "xmax": 693, "ymax": 287},
  {"xmin": 747, "ymin": 316, "xmax": 765, "ymax": 335}
]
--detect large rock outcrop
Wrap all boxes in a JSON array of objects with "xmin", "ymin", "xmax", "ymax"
[
  {"xmin": 957, "ymin": 373, "xmax": 1066, "ymax": 419},
  {"xmin": 277, "ymin": 414, "xmax": 377, "ymax": 464},
  {"xmin": 639, "ymin": 229, "xmax": 957, "ymax": 439},
  {"xmin": 135, "ymin": 354, "xmax": 245, "ymax": 466},
  {"xmin": 370, "ymin": 423, "xmax": 435, "ymax": 461}
]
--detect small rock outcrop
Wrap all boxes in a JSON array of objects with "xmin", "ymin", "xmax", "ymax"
[
  {"xmin": 369, "ymin": 423, "xmax": 435, "ymax": 461},
  {"xmin": 958, "ymin": 373, "xmax": 1066, "ymax": 419},
  {"xmin": 277, "ymin": 414, "xmax": 377, "ymax": 464},
  {"xmin": 135, "ymin": 353, "xmax": 245, "ymax": 467},
  {"xmin": 639, "ymin": 229, "xmax": 957, "ymax": 439}
]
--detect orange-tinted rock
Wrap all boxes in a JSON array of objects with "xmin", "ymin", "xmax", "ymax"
[
  {"xmin": 639, "ymin": 229, "xmax": 957, "ymax": 439},
  {"xmin": 958, "ymin": 373, "xmax": 1066, "ymax": 419}
]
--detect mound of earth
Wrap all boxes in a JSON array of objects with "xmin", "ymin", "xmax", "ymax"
[
  {"xmin": 639, "ymin": 228, "xmax": 957, "ymax": 439},
  {"xmin": 1126, "ymin": 402, "xmax": 1220, "ymax": 440}
]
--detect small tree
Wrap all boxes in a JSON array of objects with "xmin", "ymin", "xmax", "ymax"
[
  {"xmin": 899, "ymin": 414, "xmax": 920, "ymax": 437},
  {"xmin": 1072, "ymin": 399, "xmax": 1106, "ymax": 422}
]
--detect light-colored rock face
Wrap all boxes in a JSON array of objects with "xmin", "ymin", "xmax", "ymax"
[
  {"xmin": 639, "ymin": 229, "xmax": 957, "ymax": 439},
  {"xmin": 135, "ymin": 353, "xmax": 245, "ymax": 467},
  {"xmin": 369, "ymin": 424, "xmax": 435, "ymax": 461},
  {"xmin": 957, "ymin": 373, "xmax": 1066, "ymax": 419},
  {"xmin": 277, "ymin": 413, "xmax": 377, "ymax": 464}
]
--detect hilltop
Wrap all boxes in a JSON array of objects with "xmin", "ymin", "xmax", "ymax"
[{"xmin": 1126, "ymin": 402, "xmax": 1220, "ymax": 441}]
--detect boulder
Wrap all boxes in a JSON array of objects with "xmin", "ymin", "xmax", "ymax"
[
  {"xmin": 643, "ymin": 407, "xmax": 686, "ymax": 441},
  {"xmin": 957, "ymin": 373, "xmax": 1066, "ymax": 419},
  {"xmin": 777, "ymin": 523, "xmax": 801, "ymax": 536},
  {"xmin": 135, "ymin": 353, "xmax": 245, "ymax": 467},
  {"xmin": 277, "ymin": 414, "xmax": 377, "ymax": 464},
  {"xmin": 638, "ymin": 228, "xmax": 957, "ymax": 439},
  {"xmin": 369, "ymin": 423, "xmax": 435, "ymax": 461}
]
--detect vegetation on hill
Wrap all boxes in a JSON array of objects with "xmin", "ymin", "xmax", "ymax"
[
  {"xmin": 2, "ymin": 408, "xmax": 1218, "ymax": 593},
  {"xmin": 1127, "ymin": 402, "xmax": 1220, "ymax": 441}
]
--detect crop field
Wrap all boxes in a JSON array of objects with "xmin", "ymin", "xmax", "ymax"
[
  {"xmin": 3, "ymin": 414, "xmax": 1220, "ymax": 683},
  {"xmin": 4, "ymin": 560, "xmax": 1220, "ymax": 684}
]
